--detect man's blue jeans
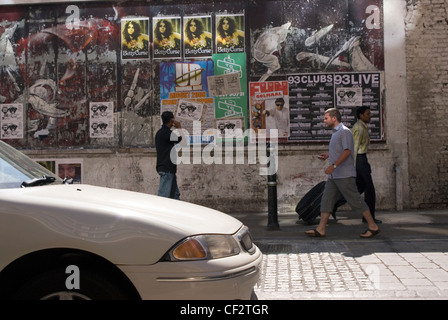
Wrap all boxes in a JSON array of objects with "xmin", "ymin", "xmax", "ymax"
[{"xmin": 157, "ymin": 171, "xmax": 180, "ymax": 199}]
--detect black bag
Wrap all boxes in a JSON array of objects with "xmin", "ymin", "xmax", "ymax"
[{"xmin": 295, "ymin": 181, "xmax": 346, "ymax": 224}]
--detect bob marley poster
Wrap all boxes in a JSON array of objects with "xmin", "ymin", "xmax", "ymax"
[{"xmin": 121, "ymin": 17, "xmax": 150, "ymax": 60}]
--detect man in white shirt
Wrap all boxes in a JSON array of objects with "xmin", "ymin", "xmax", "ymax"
[{"xmin": 265, "ymin": 97, "xmax": 289, "ymax": 137}]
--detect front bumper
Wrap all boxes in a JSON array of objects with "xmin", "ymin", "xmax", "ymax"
[{"xmin": 119, "ymin": 245, "xmax": 263, "ymax": 300}]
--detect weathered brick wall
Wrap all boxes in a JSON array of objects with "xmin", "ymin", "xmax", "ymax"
[{"xmin": 405, "ymin": 0, "xmax": 448, "ymax": 208}]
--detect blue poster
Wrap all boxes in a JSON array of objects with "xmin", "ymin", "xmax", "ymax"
[{"xmin": 159, "ymin": 61, "xmax": 215, "ymax": 145}]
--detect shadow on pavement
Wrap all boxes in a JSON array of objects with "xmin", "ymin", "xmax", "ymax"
[{"xmin": 230, "ymin": 209, "xmax": 448, "ymax": 257}]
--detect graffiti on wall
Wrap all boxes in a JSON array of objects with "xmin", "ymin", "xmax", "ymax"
[
  {"xmin": 0, "ymin": 3, "xmax": 153, "ymax": 148},
  {"xmin": 250, "ymin": 0, "xmax": 384, "ymax": 80}
]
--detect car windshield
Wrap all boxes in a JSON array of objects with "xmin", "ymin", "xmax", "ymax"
[{"xmin": 0, "ymin": 140, "xmax": 62, "ymax": 189}]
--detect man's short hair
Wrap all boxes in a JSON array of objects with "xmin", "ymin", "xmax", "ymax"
[
  {"xmin": 275, "ymin": 98, "xmax": 285, "ymax": 105},
  {"xmin": 356, "ymin": 106, "xmax": 370, "ymax": 119},
  {"xmin": 161, "ymin": 111, "xmax": 174, "ymax": 125},
  {"xmin": 325, "ymin": 107, "xmax": 342, "ymax": 122}
]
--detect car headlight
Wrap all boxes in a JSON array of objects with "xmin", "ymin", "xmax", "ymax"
[{"xmin": 166, "ymin": 235, "xmax": 240, "ymax": 261}]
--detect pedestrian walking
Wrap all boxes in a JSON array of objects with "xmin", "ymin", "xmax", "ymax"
[
  {"xmin": 155, "ymin": 111, "xmax": 182, "ymax": 199},
  {"xmin": 305, "ymin": 108, "xmax": 380, "ymax": 238},
  {"xmin": 351, "ymin": 106, "xmax": 381, "ymax": 224}
]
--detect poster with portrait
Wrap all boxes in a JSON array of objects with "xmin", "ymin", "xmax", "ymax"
[
  {"xmin": 121, "ymin": 17, "xmax": 150, "ymax": 60},
  {"xmin": 57, "ymin": 159, "xmax": 83, "ymax": 184},
  {"xmin": 153, "ymin": 16, "xmax": 182, "ymax": 60},
  {"xmin": 89, "ymin": 102, "xmax": 114, "ymax": 138},
  {"xmin": 34, "ymin": 158, "xmax": 83, "ymax": 184},
  {"xmin": 183, "ymin": 15, "xmax": 213, "ymax": 58},
  {"xmin": 249, "ymin": 81, "xmax": 290, "ymax": 141},
  {"xmin": 216, "ymin": 13, "xmax": 245, "ymax": 54},
  {"xmin": 215, "ymin": 117, "xmax": 245, "ymax": 140},
  {"xmin": 336, "ymin": 87, "xmax": 363, "ymax": 107},
  {"xmin": 175, "ymin": 99, "xmax": 206, "ymax": 123},
  {"xmin": 1, "ymin": 103, "xmax": 24, "ymax": 139}
]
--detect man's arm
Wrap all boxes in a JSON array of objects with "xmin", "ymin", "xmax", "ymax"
[
  {"xmin": 351, "ymin": 123, "xmax": 360, "ymax": 163},
  {"xmin": 171, "ymin": 120, "xmax": 187, "ymax": 146}
]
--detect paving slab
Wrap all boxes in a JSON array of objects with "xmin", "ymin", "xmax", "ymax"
[{"xmin": 228, "ymin": 209, "xmax": 448, "ymax": 300}]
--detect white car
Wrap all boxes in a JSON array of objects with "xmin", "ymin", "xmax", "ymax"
[{"xmin": 0, "ymin": 140, "xmax": 262, "ymax": 300}]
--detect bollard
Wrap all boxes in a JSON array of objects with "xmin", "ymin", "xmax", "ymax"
[{"xmin": 266, "ymin": 142, "xmax": 280, "ymax": 230}]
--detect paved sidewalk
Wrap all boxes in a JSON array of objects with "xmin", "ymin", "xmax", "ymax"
[{"xmin": 230, "ymin": 209, "xmax": 448, "ymax": 300}]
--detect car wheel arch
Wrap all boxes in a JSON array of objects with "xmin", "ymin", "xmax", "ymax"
[{"xmin": 0, "ymin": 248, "xmax": 141, "ymax": 300}]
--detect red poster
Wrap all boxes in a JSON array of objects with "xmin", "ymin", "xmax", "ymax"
[{"xmin": 249, "ymin": 81, "xmax": 289, "ymax": 141}]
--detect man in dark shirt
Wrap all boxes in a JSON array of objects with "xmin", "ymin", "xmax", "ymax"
[{"xmin": 155, "ymin": 111, "xmax": 183, "ymax": 199}]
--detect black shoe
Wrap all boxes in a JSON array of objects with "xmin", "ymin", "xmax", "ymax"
[{"xmin": 362, "ymin": 218, "xmax": 382, "ymax": 224}]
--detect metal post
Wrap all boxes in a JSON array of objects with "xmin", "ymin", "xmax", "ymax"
[{"xmin": 266, "ymin": 142, "xmax": 280, "ymax": 230}]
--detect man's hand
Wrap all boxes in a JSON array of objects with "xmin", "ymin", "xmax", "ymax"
[
  {"xmin": 172, "ymin": 120, "xmax": 181, "ymax": 129},
  {"xmin": 324, "ymin": 165, "xmax": 336, "ymax": 175},
  {"xmin": 317, "ymin": 153, "xmax": 328, "ymax": 160}
]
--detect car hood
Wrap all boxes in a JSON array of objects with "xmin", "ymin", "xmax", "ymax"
[{"xmin": 0, "ymin": 184, "xmax": 243, "ymax": 264}]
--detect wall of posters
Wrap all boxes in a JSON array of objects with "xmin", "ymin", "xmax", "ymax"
[{"xmin": 0, "ymin": 1, "xmax": 385, "ymax": 149}]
